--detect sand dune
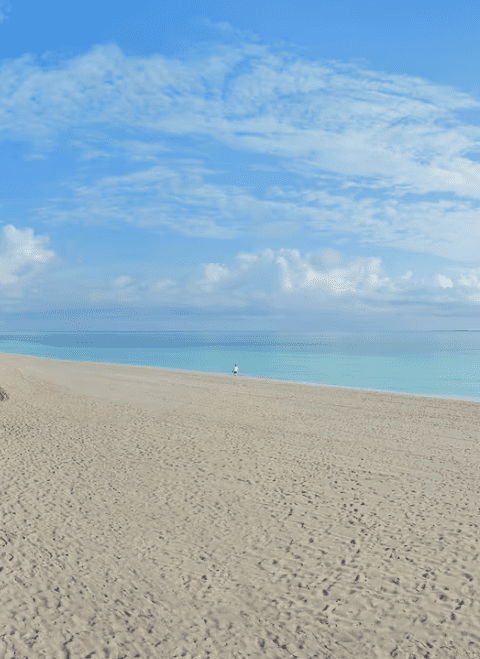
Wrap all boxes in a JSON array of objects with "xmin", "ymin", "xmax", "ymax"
[{"xmin": 0, "ymin": 351, "xmax": 479, "ymax": 658}]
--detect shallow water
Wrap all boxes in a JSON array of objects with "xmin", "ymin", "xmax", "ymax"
[{"xmin": 1, "ymin": 330, "xmax": 480, "ymax": 402}]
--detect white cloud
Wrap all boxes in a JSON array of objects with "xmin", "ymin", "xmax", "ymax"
[
  {"xmin": 179, "ymin": 248, "xmax": 399, "ymax": 313},
  {"xmin": 23, "ymin": 153, "xmax": 47, "ymax": 161},
  {"xmin": 31, "ymin": 159, "xmax": 480, "ymax": 260},
  {"xmin": 35, "ymin": 163, "xmax": 248, "ymax": 239},
  {"xmin": 113, "ymin": 275, "xmax": 134, "ymax": 288},
  {"xmin": 273, "ymin": 251, "xmax": 395, "ymax": 296},
  {"xmin": 193, "ymin": 263, "xmax": 231, "ymax": 293},
  {"xmin": 1, "ymin": 43, "xmax": 479, "ymax": 196},
  {"xmin": 438, "ymin": 274, "xmax": 454, "ymax": 288},
  {"xmin": 4, "ymin": 40, "xmax": 480, "ymax": 313},
  {"xmin": 2, "ymin": 41, "xmax": 476, "ymax": 259},
  {"xmin": 2, "ymin": 226, "xmax": 480, "ymax": 320},
  {"xmin": 197, "ymin": 18, "xmax": 261, "ymax": 43},
  {"xmin": 0, "ymin": 1, "xmax": 11, "ymax": 24},
  {"xmin": 449, "ymin": 267, "xmax": 480, "ymax": 300},
  {"xmin": 458, "ymin": 271, "xmax": 480, "ymax": 288},
  {"xmin": 85, "ymin": 275, "xmax": 177, "ymax": 307},
  {"xmin": 0, "ymin": 224, "xmax": 57, "ymax": 293},
  {"xmin": 151, "ymin": 278, "xmax": 175, "ymax": 292}
]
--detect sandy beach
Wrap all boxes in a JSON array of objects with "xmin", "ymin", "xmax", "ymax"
[{"xmin": 0, "ymin": 352, "xmax": 479, "ymax": 658}]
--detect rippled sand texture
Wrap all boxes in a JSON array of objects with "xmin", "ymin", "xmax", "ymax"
[{"xmin": 0, "ymin": 352, "xmax": 479, "ymax": 658}]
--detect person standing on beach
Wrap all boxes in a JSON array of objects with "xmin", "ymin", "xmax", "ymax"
[{"xmin": 233, "ymin": 365, "xmax": 238, "ymax": 376}]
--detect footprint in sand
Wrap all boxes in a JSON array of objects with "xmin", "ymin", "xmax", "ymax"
[{"xmin": 0, "ymin": 387, "xmax": 8, "ymax": 401}]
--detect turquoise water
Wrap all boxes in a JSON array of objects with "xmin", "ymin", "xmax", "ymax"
[{"xmin": 1, "ymin": 330, "xmax": 480, "ymax": 402}]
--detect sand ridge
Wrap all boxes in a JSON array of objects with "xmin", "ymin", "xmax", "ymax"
[{"xmin": 0, "ymin": 352, "xmax": 479, "ymax": 657}]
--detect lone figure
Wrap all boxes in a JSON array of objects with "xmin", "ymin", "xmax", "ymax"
[{"xmin": 233, "ymin": 364, "xmax": 238, "ymax": 376}]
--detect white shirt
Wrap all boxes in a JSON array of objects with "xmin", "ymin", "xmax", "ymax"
[{"xmin": 233, "ymin": 366, "xmax": 238, "ymax": 373}]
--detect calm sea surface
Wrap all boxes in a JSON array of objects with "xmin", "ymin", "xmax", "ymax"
[{"xmin": 1, "ymin": 330, "xmax": 480, "ymax": 402}]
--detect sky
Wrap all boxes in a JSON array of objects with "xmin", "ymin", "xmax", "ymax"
[{"xmin": 1, "ymin": 0, "xmax": 480, "ymax": 332}]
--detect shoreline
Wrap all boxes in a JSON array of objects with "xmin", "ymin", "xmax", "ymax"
[{"xmin": 1, "ymin": 348, "xmax": 480, "ymax": 405}]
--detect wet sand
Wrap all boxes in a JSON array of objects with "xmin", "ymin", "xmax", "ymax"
[{"xmin": 0, "ymin": 351, "xmax": 479, "ymax": 658}]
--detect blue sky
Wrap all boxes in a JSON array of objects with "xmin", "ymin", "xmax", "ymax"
[{"xmin": 1, "ymin": 0, "xmax": 480, "ymax": 331}]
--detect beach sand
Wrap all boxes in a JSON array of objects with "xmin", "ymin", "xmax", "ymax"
[{"xmin": 0, "ymin": 352, "xmax": 479, "ymax": 658}]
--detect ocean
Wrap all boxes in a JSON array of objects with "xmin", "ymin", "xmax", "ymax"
[{"xmin": 1, "ymin": 330, "xmax": 480, "ymax": 402}]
